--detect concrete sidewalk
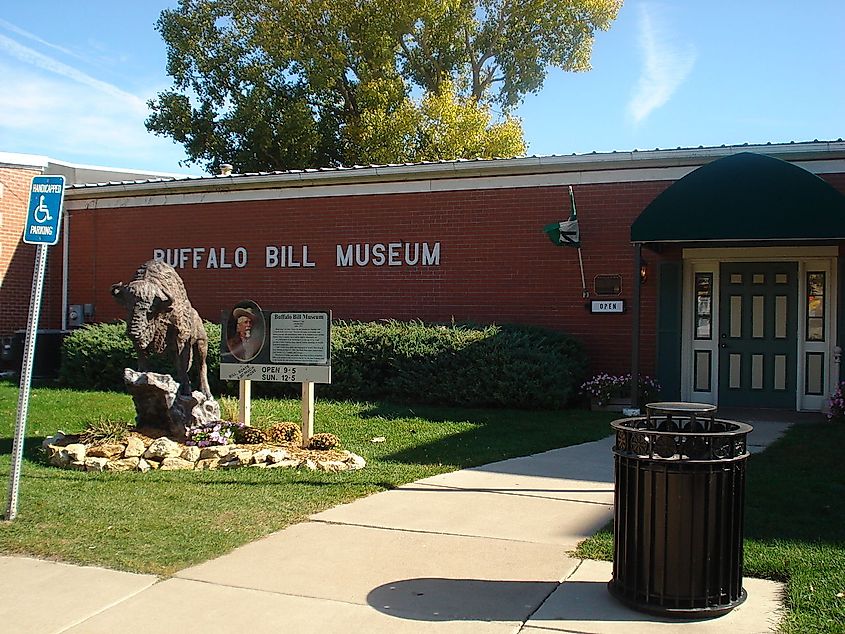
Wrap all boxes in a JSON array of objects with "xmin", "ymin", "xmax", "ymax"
[{"xmin": 2, "ymin": 421, "xmax": 791, "ymax": 633}]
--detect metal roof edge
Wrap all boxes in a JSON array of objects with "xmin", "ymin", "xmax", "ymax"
[
  {"xmin": 0, "ymin": 151, "xmax": 49, "ymax": 170},
  {"xmin": 64, "ymin": 140, "xmax": 845, "ymax": 201}
]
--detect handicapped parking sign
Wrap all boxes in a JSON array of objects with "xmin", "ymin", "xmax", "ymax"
[{"xmin": 24, "ymin": 175, "xmax": 65, "ymax": 246}]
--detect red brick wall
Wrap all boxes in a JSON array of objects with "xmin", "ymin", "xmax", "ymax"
[
  {"xmin": 66, "ymin": 182, "xmax": 673, "ymax": 377},
  {"xmin": 0, "ymin": 166, "xmax": 39, "ymax": 336}
]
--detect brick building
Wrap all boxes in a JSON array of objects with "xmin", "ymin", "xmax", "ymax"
[{"xmin": 3, "ymin": 141, "xmax": 845, "ymax": 411}]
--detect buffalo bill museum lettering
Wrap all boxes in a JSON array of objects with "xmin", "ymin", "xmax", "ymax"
[{"xmin": 153, "ymin": 241, "xmax": 441, "ymax": 270}]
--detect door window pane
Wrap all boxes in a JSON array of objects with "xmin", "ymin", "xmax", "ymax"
[
  {"xmin": 775, "ymin": 296, "xmax": 787, "ymax": 339},
  {"xmin": 752, "ymin": 273, "xmax": 765, "ymax": 284},
  {"xmin": 730, "ymin": 296, "xmax": 742, "ymax": 337},
  {"xmin": 695, "ymin": 273, "xmax": 712, "ymax": 339},
  {"xmin": 751, "ymin": 354, "xmax": 764, "ymax": 390},
  {"xmin": 806, "ymin": 352, "xmax": 824, "ymax": 395},
  {"xmin": 775, "ymin": 273, "xmax": 788, "ymax": 284},
  {"xmin": 774, "ymin": 355, "xmax": 787, "ymax": 391},
  {"xmin": 806, "ymin": 272, "xmax": 825, "ymax": 342},
  {"xmin": 730, "ymin": 273, "xmax": 743, "ymax": 284},
  {"xmin": 729, "ymin": 354, "xmax": 742, "ymax": 389},
  {"xmin": 694, "ymin": 350, "xmax": 711, "ymax": 392},
  {"xmin": 752, "ymin": 295, "xmax": 764, "ymax": 338}
]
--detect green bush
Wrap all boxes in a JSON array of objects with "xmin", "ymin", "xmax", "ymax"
[
  {"xmin": 60, "ymin": 320, "xmax": 587, "ymax": 409},
  {"xmin": 60, "ymin": 321, "xmax": 225, "ymax": 394}
]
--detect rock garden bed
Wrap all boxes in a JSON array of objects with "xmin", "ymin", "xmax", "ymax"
[{"xmin": 42, "ymin": 427, "xmax": 366, "ymax": 473}]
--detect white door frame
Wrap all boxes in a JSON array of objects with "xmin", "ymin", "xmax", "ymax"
[{"xmin": 680, "ymin": 246, "xmax": 838, "ymax": 411}]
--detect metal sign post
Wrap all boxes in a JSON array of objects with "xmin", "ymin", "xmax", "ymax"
[{"xmin": 5, "ymin": 175, "xmax": 64, "ymax": 521}]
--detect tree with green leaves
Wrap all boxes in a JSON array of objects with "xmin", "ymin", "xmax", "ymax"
[{"xmin": 146, "ymin": 0, "xmax": 621, "ymax": 173}]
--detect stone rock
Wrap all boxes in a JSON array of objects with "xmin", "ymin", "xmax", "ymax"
[
  {"xmin": 145, "ymin": 459, "xmax": 160, "ymax": 470},
  {"xmin": 65, "ymin": 443, "xmax": 87, "ymax": 463},
  {"xmin": 249, "ymin": 462, "xmax": 269, "ymax": 468},
  {"xmin": 85, "ymin": 457, "xmax": 110, "ymax": 472},
  {"xmin": 168, "ymin": 391, "xmax": 221, "ymax": 440},
  {"xmin": 252, "ymin": 449, "xmax": 271, "ymax": 464},
  {"xmin": 301, "ymin": 459, "xmax": 318, "ymax": 471},
  {"xmin": 195, "ymin": 458, "xmax": 221, "ymax": 470},
  {"xmin": 45, "ymin": 444, "xmax": 66, "ymax": 466},
  {"xmin": 181, "ymin": 446, "xmax": 201, "ymax": 462},
  {"xmin": 87, "ymin": 443, "xmax": 125, "ymax": 459},
  {"xmin": 220, "ymin": 449, "xmax": 254, "ymax": 469},
  {"xmin": 106, "ymin": 457, "xmax": 140, "ymax": 472},
  {"xmin": 137, "ymin": 458, "xmax": 152, "ymax": 473},
  {"xmin": 123, "ymin": 370, "xmax": 221, "ymax": 439},
  {"xmin": 228, "ymin": 449, "xmax": 254, "ymax": 465},
  {"xmin": 160, "ymin": 457, "xmax": 195, "ymax": 471},
  {"xmin": 124, "ymin": 436, "xmax": 146, "ymax": 458},
  {"xmin": 266, "ymin": 449, "xmax": 291, "ymax": 464},
  {"xmin": 345, "ymin": 453, "xmax": 367, "ymax": 470},
  {"xmin": 144, "ymin": 437, "xmax": 182, "ymax": 460},
  {"xmin": 199, "ymin": 445, "xmax": 232, "ymax": 460},
  {"xmin": 43, "ymin": 432, "xmax": 66, "ymax": 449},
  {"xmin": 265, "ymin": 459, "xmax": 300, "ymax": 469},
  {"xmin": 69, "ymin": 461, "xmax": 86, "ymax": 471},
  {"xmin": 123, "ymin": 369, "xmax": 179, "ymax": 430},
  {"xmin": 317, "ymin": 460, "xmax": 347, "ymax": 472}
]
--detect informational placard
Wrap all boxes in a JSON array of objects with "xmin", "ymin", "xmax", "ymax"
[
  {"xmin": 270, "ymin": 312, "xmax": 330, "ymax": 364},
  {"xmin": 220, "ymin": 308, "xmax": 331, "ymax": 383},
  {"xmin": 590, "ymin": 300, "xmax": 624, "ymax": 313}
]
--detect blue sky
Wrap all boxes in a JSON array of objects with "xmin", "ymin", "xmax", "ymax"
[{"xmin": 1, "ymin": 1, "xmax": 843, "ymax": 176}]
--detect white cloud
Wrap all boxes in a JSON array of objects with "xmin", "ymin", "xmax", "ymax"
[
  {"xmin": 628, "ymin": 4, "xmax": 696, "ymax": 124},
  {"xmin": 0, "ymin": 32, "xmax": 146, "ymax": 113},
  {"xmin": 0, "ymin": 60, "xmax": 189, "ymax": 170},
  {"xmin": 0, "ymin": 23, "xmax": 192, "ymax": 172}
]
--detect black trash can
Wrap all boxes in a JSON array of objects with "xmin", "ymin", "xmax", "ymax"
[{"xmin": 608, "ymin": 402, "xmax": 752, "ymax": 618}]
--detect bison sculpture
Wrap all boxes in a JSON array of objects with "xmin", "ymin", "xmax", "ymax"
[{"xmin": 111, "ymin": 259, "xmax": 211, "ymax": 398}]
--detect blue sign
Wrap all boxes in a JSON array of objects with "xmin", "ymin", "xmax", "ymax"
[{"xmin": 24, "ymin": 175, "xmax": 65, "ymax": 246}]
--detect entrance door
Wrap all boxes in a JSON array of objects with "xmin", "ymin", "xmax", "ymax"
[{"xmin": 718, "ymin": 262, "xmax": 797, "ymax": 408}]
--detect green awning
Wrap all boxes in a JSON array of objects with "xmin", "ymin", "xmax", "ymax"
[{"xmin": 631, "ymin": 152, "xmax": 845, "ymax": 243}]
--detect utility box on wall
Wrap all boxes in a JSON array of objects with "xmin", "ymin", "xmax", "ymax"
[{"xmin": 68, "ymin": 304, "xmax": 84, "ymax": 328}]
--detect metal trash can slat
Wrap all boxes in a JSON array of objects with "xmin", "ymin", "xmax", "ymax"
[{"xmin": 608, "ymin": 403, "xmax": 751, "ymax": 618}]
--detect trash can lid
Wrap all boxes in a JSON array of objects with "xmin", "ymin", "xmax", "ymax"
[{"xmin": 646, "ymin": 401, "xmax": 717, "ymax": 415}]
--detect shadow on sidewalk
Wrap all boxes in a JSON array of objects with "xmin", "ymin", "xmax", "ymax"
[{"xmin": 366, "ymin": 577, "xmax": 718, "ymax": 624}]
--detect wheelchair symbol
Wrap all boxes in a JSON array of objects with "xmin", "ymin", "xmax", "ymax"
[{"xmin": 33, "ymin": 195, "xmax": 53, "ymax": 223}]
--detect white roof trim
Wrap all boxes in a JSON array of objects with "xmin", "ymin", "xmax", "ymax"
[{"xmin": 0, "ymin": 151, "xmax": 48, "ymax": 169}]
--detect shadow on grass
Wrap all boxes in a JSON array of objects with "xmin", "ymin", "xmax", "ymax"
[
  {"xmin": 0, "ymin": 436, "xmax": 47, "ymax": 461},
  {"xmin": 358, "ymin": 402, "xmax": 614, "ymax": 469}
]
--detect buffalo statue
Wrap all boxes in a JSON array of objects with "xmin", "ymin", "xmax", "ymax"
[{"xmin": 111, "ymin": 259, "xmax": 211, "ymax": 398}]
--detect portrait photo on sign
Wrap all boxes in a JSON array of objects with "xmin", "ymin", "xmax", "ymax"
[{"xmin": 224, "ymin": 300, "xmax": 265, "ymax": 362}]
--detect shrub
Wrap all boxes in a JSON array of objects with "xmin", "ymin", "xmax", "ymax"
[
  {"xmin": 185, "ymin": 421, "xmax": 237, "ymax": 447},
  {"xmin": 234, "ymin": 425, "xmax": 267, "ymax": 444},
  {"xmin": 580, "ymin": 373, "xmax": 661, "ymax": 406},
  {"xmin": 60, "ymin": 321, "xmax": 224, "ymax": 393},
  {"xmin": 267, "ymin": 422, "xmax": 302, "ymax": 445},
  {"xmin": 80, "ymin": 417, "xmax": 130, "ymax": 445},
  {"xmin": 308, "ymin": 432, "xmax": 340, "ymax": 450},
  {"xmin": 323, "ymin": 320, "xmax": 587, "ymax": 409},
  {"xmin": 60, "ymin": 319, "xmax": 588, "ymax": 409},
  {"xmin": 827, "ymin": 382, "xmax": 845, "ymax": 422}
]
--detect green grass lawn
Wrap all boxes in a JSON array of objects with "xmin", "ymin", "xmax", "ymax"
[
  {"xmin": 0, "ymin": 380, "xmax": 614, "ymax": 575},
  {"xmin": 575, "ymin": 422, "xmax": 845, "ymax": 634}
]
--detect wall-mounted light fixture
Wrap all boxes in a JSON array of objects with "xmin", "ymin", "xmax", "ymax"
[{"xmin": 639, "ymin": 258, "xmax": 649, "ymax": 285}]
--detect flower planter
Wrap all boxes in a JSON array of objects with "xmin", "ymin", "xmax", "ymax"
[{"xmin": 591, "ymin": 397, "xmax": 632, "ymax": 412}]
